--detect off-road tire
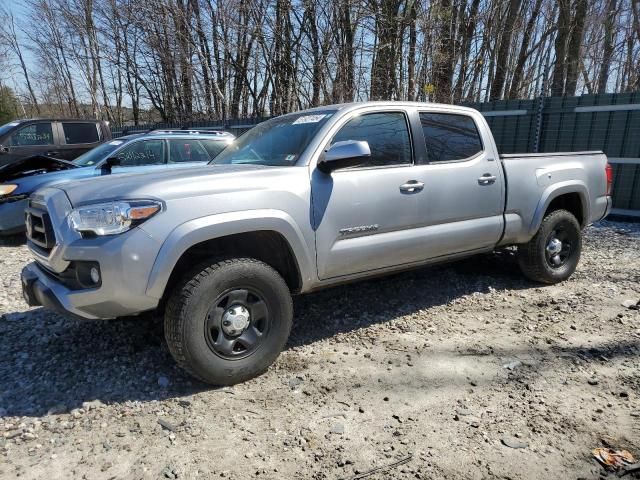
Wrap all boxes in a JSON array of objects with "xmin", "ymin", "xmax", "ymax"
[
  {"xmin": 517, "ymin": 209, "xmax": 582, "ymax": 284},
  {"xmin": 164, "ymin": 258, "xmax": 293, "ymax": 385}
]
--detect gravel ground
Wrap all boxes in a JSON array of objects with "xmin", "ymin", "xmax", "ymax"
[{"xmin": 1, "ymin": 220, "xmax": 639, "ymax": 480}]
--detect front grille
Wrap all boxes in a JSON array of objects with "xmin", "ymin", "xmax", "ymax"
[{"xmin": 25, "ymin": 201, "xmax": 56, "ymax": 255}]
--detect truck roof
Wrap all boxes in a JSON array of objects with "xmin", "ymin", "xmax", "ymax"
[{"xmin": 302, "ymin": 101, "xmax": 480, "ymax": 115}]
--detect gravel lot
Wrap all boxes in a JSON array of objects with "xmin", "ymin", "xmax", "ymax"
[{"xmin": 1, "ymin": 220, "xmax": 639, "ymax": 480}]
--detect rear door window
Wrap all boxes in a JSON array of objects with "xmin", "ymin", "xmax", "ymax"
[
  {"xmin": 168, "ymin": 139, "xmax": 211, "ymax": 163},
  {"xmin": 9, "ymin": 123, "xmax": 54, "ymax": 146},
  {"xmin": 62, "ymin": 122, "xmax": 100, "ymax": 144},
  {"xmin": 113, "ymin": 140, "xmax": 165, "ymax": 166},
  {"xmin": 419, "ymin": 113, "xmax": 483, "ymax": 163}
]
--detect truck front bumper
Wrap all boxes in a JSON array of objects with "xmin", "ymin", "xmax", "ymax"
[
  {"xmin": 21, "ymin": 263, "xmax": 89, "ymax": 321},
  {"xmin": 21, "ymin": 259, "xmax": 161, "ymax": 320}
]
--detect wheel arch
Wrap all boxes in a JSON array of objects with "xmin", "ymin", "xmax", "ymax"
[
  {"xmin": 528, "ymin": 182, "xmax": 589, "ymax": 237},
  {"xmin": 145, "ymin": 210, "xmax": 314, "ymax": 301}
]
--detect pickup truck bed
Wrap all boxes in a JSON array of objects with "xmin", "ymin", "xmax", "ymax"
[{"xmin": 499, "ymin": 151, "xmax": 611, "ymax": 245}]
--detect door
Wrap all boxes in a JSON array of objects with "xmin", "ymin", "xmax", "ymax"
[
  {"xmin": 313, "ymin": 111, "xmax": 425, "ymax": 280},
  {"xmin": 3, "ymin": 122, "xmax": 57, "ymax": 164},
  {"xmin": 107, "ymin": 139, "xmax": 167, "ymax": 174},
  {"xmin": 58, "ymin": 122, "xmax": 102, "ymax": 160},
  {"xmin": 411, "ymin": 111, "xmax": 504, "ymax": 257}
]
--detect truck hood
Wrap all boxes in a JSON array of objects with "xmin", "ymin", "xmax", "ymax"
[
  {"xmin": 0, "ymin": 155, "xmax": 77, "ymax": 182},
  {"xmin": 57, "ymin": 164, "xmax": 276, "ymax": 206}
]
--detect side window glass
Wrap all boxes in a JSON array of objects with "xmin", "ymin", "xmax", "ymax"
[
  {"xmin": 114, "ymin": 140, "xmax": 165, "ymax": 166},
  {"xmin": 331, "ymin": 112, "xmax": 412, "ymax": 167},
  {"xmin": 168, "ymin": 139, "xmax": 211, "ymax": 163},
  {"xmin": 9, "ymin": 123, "xmax": 54, "ymax": 146},
  {"xmin": 201, "ymin": 139, "xmax": 229, "ymax": 160},
  {"xmin": 62, "ymin": 123, "xmax": 100, "ymax": 144},
  {"xmin": 419, "ymin": 113, "xmax": 483, "ymax": 163}
]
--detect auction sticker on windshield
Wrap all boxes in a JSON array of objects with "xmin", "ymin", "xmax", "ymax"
[{"xmin": 292, "ymin": 114, "xmax": 327, "ymax": 125}]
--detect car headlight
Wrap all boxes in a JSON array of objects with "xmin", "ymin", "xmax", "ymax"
[
  {"xmin": 69, "ymin": 200, "xmax": 162, "ymax": 236},
  {"xmin": 0, "ymin": 184, "xmax": 18, "ymax": 196}
]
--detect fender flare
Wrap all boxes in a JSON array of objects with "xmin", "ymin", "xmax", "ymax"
[
  {"xmin": 144, "ymin": 209, "xmax": 315, "ymax": 299},
  {"xmin": 528, "ymin": 181, "xmax": 590, "ymax": 236}
]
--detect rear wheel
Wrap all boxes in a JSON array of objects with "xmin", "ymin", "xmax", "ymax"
[
  {"xmin": 517, "ymin": 209, "xmax": 582, "ymax": 284},
  {"xmin": 164, "ymin": 258, "xmax": 293, "ymax": 385}
]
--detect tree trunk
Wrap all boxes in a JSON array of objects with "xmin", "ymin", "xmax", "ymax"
[
  {"xmin": 489, "ymin": 0, "xmax": 521, "ymax": 100},
  {"xmin": 551, "ymin": 0, "xmax": 571, "ymax": 96},
  {"xmin": 407, "ymin": 0, "xmax": 417, "ymax": 101},
  {"xmin": 432, "ymin": 0, "xmax": 454, "ymax": 103},
  {"xmin": 370, "ymin": 0, "xmax": 403, "ymax": 100},
  {"xmin": 564, "ymin": 0, "xmax": 587, "ymax": 96},
  {"xmin": 508, "ymin": 0, "xmax": 544, "ymax": 99},
  {"xmin": 597, "ymin": 0, "xmax": 617, "ymax": 94}
]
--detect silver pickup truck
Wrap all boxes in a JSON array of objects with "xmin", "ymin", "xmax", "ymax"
[{"xmin": 21, "ymin": 102, "xmax": 612, "ymax": 385}]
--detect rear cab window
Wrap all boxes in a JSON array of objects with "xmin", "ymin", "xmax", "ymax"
[
  {"xmin": 9, "ymin": 122, "xmax": 54, "ymax": 146},
  {"xmin": 330, "ymin": 111, "xmax": 413, "ymax": 167},
  {"xmin": 62, "ymin": 122, "xmax": 100, "ymax": 144},
  {"xmin": 419, "ymin": 112, "xmax": 483, "ymax": 163}
]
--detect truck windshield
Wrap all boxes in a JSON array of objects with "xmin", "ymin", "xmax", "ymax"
[
  {"xmin": 73, "ymin": 140, "xmax": 123, "ymax": 166},
  {"xmin": 210, "ymin": 110, "xmax": 336, "ymax": 166}
]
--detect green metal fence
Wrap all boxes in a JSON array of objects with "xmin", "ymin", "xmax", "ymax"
[
  {"xmin": 113, "ymin": 92, "xmax": 640, "ymax": 217},
  {"xmin": 465, "ymin": 92, "xmax": 640, "ymax": 217}
]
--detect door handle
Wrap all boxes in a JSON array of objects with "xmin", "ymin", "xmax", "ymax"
[
  {"xmin": 399, "ymin": 180, "xmax": 424, "ymax": 193},
  {"xmin": 478, "ymin": 174, "xmax": 497, "ymax": 185},
  {"xmin": 45, "ymin": 151, "xmax": 59, "ymax": 157}
]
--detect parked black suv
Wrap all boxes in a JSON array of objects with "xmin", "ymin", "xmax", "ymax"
[{"xmin": 0, "ymin": 119, "xmax": 111, "ymax": 167}]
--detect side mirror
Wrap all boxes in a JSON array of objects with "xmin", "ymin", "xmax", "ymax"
[
  {"xmin": 100, "ymin": 157, "xmax": 121, "ymax": 174},
  {"xmin": 317, "ymin": 140, "xmax": 371, "ymax": 174},
  {"xmin": 0, "ymin": 145, "xmax": 8, "ymax": 154}
]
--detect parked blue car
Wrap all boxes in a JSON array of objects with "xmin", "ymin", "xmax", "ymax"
[{"xmin": 0, "ymin": 130, "xmax": 234, "ymax": 235}]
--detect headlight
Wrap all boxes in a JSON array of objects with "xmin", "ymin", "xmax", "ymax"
[
  {"xmin": 69, "ymin": 200, "xmax": 162, "ymax": 236},
  {"xmin": 0, "ymin": 184, "xmax": 18, "ymax": 196}
]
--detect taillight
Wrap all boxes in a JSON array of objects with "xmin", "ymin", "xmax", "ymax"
[{"xmin": 605, "ymin": 163, "xmax": 613, "ymax": 196}]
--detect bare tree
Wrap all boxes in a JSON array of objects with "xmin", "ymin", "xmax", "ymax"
[{"xmin": 0, "ymin": 0, "xmax": 636, "ymax": 123}]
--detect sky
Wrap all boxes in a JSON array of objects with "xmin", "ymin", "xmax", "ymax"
[{"xmin": 1, "ymin": 0, "xmax": 38, "ymax": 93}]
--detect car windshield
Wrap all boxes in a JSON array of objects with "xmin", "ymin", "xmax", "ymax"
[
  {"xmin": 210, "ymin": 110, "xmax": 336, "ymax": 166},
  {"xmin": 0, "ymin": 121, "xmax": 21, "ymax": 138},
  {"xmin": 73, "ymin": 140, "xmax": 124, "ymax": 166}
]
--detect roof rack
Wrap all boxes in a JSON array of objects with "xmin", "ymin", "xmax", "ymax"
[{"xmin": 146, "ymin": 128, "xmax": 233, "ymax": 136}]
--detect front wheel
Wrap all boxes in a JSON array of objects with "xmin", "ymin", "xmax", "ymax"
[
  {"xmin": 517, "ymin": 209, "xmax": 582, "ymax": 284},
  {"xmin": 164, "ymin": 258, "xmax": 293, "ymax": 385}
]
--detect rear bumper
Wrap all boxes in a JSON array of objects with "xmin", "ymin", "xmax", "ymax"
[
  {"xmin": 0, "ymin": 199, "xmax": 28, "ymax": 235},
  {"xmin": 598, "ymin": 195, "xmax": 612, "ymax": 221}
]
